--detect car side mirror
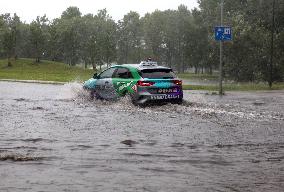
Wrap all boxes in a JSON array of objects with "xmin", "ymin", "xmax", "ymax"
[{"xmin": 93, "ymin": 73, "xmax": 98, "ymax": 79}]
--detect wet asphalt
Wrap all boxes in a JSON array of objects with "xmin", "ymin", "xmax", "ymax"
[{"xmin": 0, "ymin": 81, "xmax": 283, "ymax": 192}]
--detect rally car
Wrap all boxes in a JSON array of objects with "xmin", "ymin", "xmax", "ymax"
[{"xmin": 83, "ymin": 61, "xmax": 183, "ymax": 105}]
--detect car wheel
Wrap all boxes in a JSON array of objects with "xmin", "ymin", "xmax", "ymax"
[
  {"xmin": 129, "ymin": 93, "xmax": 139, "ymax": 106},
  {"xmin": 90, "ymin": 89, "xmax": 96, "ymax": 100}
]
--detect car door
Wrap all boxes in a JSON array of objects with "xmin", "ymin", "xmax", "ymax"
[
  {"xmin": 112, "ymin": 67, "xmax": 135, "ymax": 96},
  {"xmin": 95, "ymin": 67, "xmax": 117, "ymax": 99}
]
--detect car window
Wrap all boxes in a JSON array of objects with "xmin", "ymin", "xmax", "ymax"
[
  {"xmin": 99, "ymin": 68, "xmax": 116, "ymax": 79},
  {"xmin": 113, "ymin": 68, "xmax": 133, "ymax": 79},
  {"xmin": 139, "ymin": 68, "xmax": 176, "ymax": 79}
]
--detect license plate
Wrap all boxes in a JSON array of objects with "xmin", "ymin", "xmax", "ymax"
[
  {"xmin": 151, "ymin": 95, "xmax": 180, "ymax": 100},
  {"xmin": 157, "ymin": 88, "xmax": 178, "ymax": 94}
]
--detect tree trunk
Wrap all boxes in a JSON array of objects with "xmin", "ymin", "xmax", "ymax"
[
  {"xmin": 7, "ymin": 57, "xmax": 12, "ymax": 67},
  {"xmin": 84, "ymin": 60, "xmax": 88, "ymax": 69},
  {"xmin": 209, "ymin": 65, "xmax": 213, "ymax": 75},
  {"xmin": 194, "ymin": 66, "xmax": 198, "ymax": 74},
  {"xmin": 181, "ymin": 55, "xmax": 185, "ymax": 73},
  {"xmin": 91, "ymin": 63, "xmax": 96, "ymax": 71},
  {"xmin": 91, "ymin": 57, "xmax": 96, "ymax": 71}
]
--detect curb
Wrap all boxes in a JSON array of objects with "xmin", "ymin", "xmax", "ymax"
[{"xmin": 0, "ymin": 79, "xmax": 66, "ymax": 85}]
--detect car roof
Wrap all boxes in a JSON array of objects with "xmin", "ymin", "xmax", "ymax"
[{"xmin": 113, "ymin": 64, "xmax": 172, "ymax": 71}]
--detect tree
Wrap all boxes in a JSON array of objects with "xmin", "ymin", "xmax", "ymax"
[
  {"xmin": 0, "ymin": 14, "xmax": 22, "ymax": 66},
  {"xmin": 46, "ymin": 19, "xmax": 61, "ymax": 61},
  {"xmin": 176, "ymin": 5, "xmax": 194, "ymax": 73},
  {"xmin": 30, "ymin": 15, "xmax": 49, "ymax": 63},
  {"xmin": 80, "ymin": 9, "xmax": 117, "ymax": 70},
  {"xmin": 117, "ymin": 11, "xmax": 143, "ymax": 64},
  {"xmin": 0, "ymin": 1, "xmax": 283, "ymax": 83},
  {"xmin": 61, "ymin": 6, "xmax": 82, "ymax": 19},
  {"xmin": 97, "ymin": 9, "xmax": 117, "ymax": 68},
  {"xmin": 56, "ymin": 7, "xmax": 82, "ymax": 66},
  {"xmin": 142, "ymin": 11, "xmax": 165, "ymax": 63}
]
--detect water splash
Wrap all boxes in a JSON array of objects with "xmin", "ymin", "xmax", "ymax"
[
  {"xmin": 57, "ymin": 81, "xmax": 89, "ymax": 100},
  {"xmin": 58, "ymin": 82, "xmax": 283, "ymax": 121}
]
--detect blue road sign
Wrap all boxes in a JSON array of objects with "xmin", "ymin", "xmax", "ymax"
[{"xmin": 215, "ymin": 26, "xmax": 232, "ymax": 41}]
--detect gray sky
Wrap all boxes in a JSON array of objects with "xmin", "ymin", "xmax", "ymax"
[{"xmin": 0, "ymin": 0, "xmax": 198, "ymax": 23}]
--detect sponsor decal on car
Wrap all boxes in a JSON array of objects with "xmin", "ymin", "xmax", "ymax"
[
  {"xmin": 117, "ymin": 81, "xmax": 133, "ymax": 91},
  {"xmin": 157, "ymin": 88, "xmax": 178, "ymax": 94},
  {"xmin": 113, "ymin": 79, "xmax": 138, "ymax": 96}
]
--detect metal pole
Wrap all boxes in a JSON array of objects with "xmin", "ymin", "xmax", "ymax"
[
  {"xmin": 219, "ymin": 0, "xmax": 224, "ymax": 95},
  {"xmin": 269, "ymin": 0, "xmax": 275, "ymax": 88}
]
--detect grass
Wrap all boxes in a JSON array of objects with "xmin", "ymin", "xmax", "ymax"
[
  {"xmin": 0, "ymin": 58, "xmax": 93, "ymax": 82},
  {"xmin": 178, "ymin": 72, "xmax": 284, "ymax": 91},
  {"xmin": 0, "ymin": 58, "xmax": 283, "ymax": 91},
  {"xmin": 182, "ymin": 83, "xmax": 284, "ymax": 91},
  {"xmin": 177, "ymin": 73, "xmax": 218, "ymax": 80}
]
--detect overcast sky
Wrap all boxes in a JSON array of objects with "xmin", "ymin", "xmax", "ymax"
[{"xmin": 0, "ymin": 0, "xmax": 198, "ymax": 23}]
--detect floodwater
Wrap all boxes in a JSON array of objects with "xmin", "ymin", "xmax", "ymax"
[{"xmin": 0, "ymin": 81, "xmax": 283, "ymax": 192}]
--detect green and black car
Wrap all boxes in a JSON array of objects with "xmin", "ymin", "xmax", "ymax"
[{"xmin": 83, "ymin": 61, "xmax": 183, "ymax": 105}]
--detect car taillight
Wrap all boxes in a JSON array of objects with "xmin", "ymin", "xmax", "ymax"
[
  {"xmin": 137, "ymin": 80, "xmax": 155, "ymax": 86},
  {"xmin": 173, "ymin": 80, "xmax": 182, "ymax": 85}
]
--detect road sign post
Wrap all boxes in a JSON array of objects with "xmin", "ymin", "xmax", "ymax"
[
  {"xmin": 219, "ymin": 33, "xmax": 223, "ymax": 95},
  {"xmin": 215, "ymin": 0, "xmax": 232, "ymax": 95}
]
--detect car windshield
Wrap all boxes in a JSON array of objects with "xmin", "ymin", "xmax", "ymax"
[{"xmin": 139, "ymin": 68, "xmax": 176, "ymax": 79}]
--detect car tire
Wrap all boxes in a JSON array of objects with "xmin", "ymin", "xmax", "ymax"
[
  {"xmin": 90, "ymin": 89, "xmax": 96, "ymax": 100},
  {"xmin": 129, "ymin": 93, "xmax": 139, "ymax": 106}
]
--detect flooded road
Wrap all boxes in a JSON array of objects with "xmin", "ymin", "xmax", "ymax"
[{"xmin": 0, "ymin": 81, "xmax": 283, "ymax": 192}]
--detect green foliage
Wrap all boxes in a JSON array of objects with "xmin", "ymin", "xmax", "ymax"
[
  {"xmin": 0, "ymin": 2, "xmax": 283, "ymax": 84},
  {"xmin": 0, "ymin": 58, "xmax": 92, "ymax": 82},
  {"xmin": 0, "ymin": 13, "xmax": 21, "ymax": 65},
  {"xmin": 117, "ymin": 11, "xmax": 142, "ymax": 64},
  {"xmin": 29, "ymin": 15, "xmax": 49, "ymax": 63}
]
